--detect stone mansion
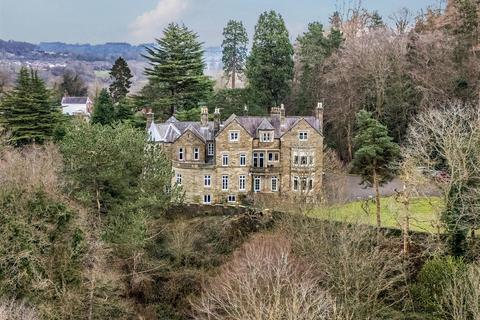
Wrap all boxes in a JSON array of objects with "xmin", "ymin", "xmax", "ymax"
[{"xmin": 147, "ymin": 104, "xmax": 324, "ymax": 204}]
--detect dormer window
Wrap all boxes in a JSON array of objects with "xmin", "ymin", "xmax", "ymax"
[
  {"xmin": 260, "ymin": 131, "xmax": 273, "ymax": 142},
  {"xmin": 229, "ymin": 131, "xmax": 239, "ymax": 142}
]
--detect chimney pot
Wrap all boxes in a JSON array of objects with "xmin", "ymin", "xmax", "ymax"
[{"xmin": 200, "ymin": 106, "xmax": 209, "ymax": 126}]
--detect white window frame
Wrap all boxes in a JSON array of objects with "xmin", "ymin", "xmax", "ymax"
[
  {"xmin": 193, "ymin": 147, "xmax": 199, "ymax": 160},
  {"xmin": 203, "ymin": 194, "xmax": 211, "ymax": 204},
  {"xmin": 254, "ymin": 176, "xmax": 261, "ymax": 193},
  {"xmin": 178, "ymin": 147, "xmax": 184, "ymax": 161},
  {"xmin": 222, "ymin": 175, "xmax": 229, "ymax": 191},
  {"xmin": 271, "ymin": 176, "xmax": 278, "ymax": 192},
  {"xmin": 204, "ymin": 175, "xmax": 211, "ymax": 188},
  {"xmin": 207, "ymin": 143, "xmax": 214, "ymax": 156},
  {"xmin": 229, "ymin": 131, "xmax": 239, "ymax": 142},
  {"xmin": 239, "ymin": 153, "xmax": 246, "ymax": 166},
  {"xmin": 227, "ymin": 195, "xmax": 236, "ymax": 203},
  {"xmin": 239, "ymin": 175, "xmax": 246, "ymax": 191},
  {"xmin": 222, "ymin": 153, "xmax": 229, "ymax": 166},
  {"xmin": 260, "ymin": 131, "xmax": 273, "ymax": 142},
  {"xmin": 299, "ymin": 131, "xmax": 308, "ymax": 141},
  {"xmin": 176, "ymin": 173, "xmax": 182, "ymax": 185}
]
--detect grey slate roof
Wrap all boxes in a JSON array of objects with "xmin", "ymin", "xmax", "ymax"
[
  {"xmin": 149, "ymin": 114, "xmax": 321, "ymax": 143},
  {"xmin": 61, "ymin": 97, "xmax": 89, "ymax": 104}
]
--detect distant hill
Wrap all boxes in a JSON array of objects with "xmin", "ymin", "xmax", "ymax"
[
  {"xmin": 38, "ymin": 42, "xmax": 146, "ymax": 61},
  {"xmin": 0, "ymin": 40, "xmax": 222, "ymax": 67}
]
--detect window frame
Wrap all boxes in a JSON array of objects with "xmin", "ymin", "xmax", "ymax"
[
  {"xmin": 271, "ymin": 176, "xmax": 278, "ymax": 192},
  {"xmin": 203, "ymin": 194, "xmax": 211, "ymax": 204},
  {"xmin": 178, "ymin": 147, "xmax": 184, "ymax": 161},
  {"xmin": 222, "ymin": 175, "xmax": 229, "ymax": 191},
  {"xmin": 229, "ymin": 130, "xmax": 240, "ymax": 142},
  {"xmin": 239, "ymin": 154, "xmax": 246, "ymax": 166},
  {"xmin": 222, "ymin": 153, "xmax": 229, "ymax": 166},
  {"xmin": 254, "ymin": 176, "xmax": 261, "ymax": 193},
  {"xmin": 193, "ymin": 147, "xmax": 199, "ymax": 160},
  {"xmin": 204, "ymin": 175, "xmax": 211, "ymax": 188},
  {"xmin": 176, "ymin": 173, "xmax": 182, "ymax": 185},
  {"xmin": 299, "ymin": 131, "xmax": 308, "ymax": 141},
  {"xmin": 207, "ymin": 143, "xmax": 214, "ymax": 156},
  {"xmin": 227, "ymin": 195, "xmax": 236, "ymax": 203},
  {"xmin": 239, "ymin": 175, "xmax": 246, "ymax": 191}
]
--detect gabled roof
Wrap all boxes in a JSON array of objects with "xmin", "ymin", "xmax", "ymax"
[
  {"xmin": 149, "ymin": 113, "xmax": 322, "ymax": 143},
  {"xmin": 257, "ymin": 118, "xmax": 275, "ymax": 131},
  {"xmin": 61, "ymin": 97, "xmax": 90, "ymax": 105}
]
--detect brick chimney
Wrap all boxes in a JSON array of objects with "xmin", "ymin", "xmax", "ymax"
[
  {"xmin": 146, "ymin": 108, "xmax": 154, "ymax": 130},
  {"xmin": 200, "ymin": 106, "xmax": 209, "ymax": 127},
  {"xmin": 315, "ymin": 102, "xmax": 324, "ymax": 132},
  {"xmin": 214, "ymin": 108, "xmax": 221, "ymax": 133}
]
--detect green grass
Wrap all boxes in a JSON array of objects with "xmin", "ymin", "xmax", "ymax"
[
  {"xmin": 308, "ymin": 197, "xmax": 444, "ymax": 233},
  {"xmin": 94, "ymin": 70, "xmax": 110, "ymax": 79}
]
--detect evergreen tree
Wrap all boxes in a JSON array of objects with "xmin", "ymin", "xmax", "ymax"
[
  {"xmin": 352, "ymin": 110, "xmax": 400, "ymax": 227},
  {"xmin": 91, "ymin": 89, "xmax": 115, "ymax": 125},
  {"xmin": 0, "ymin": 67, "xmax": 59, "ymax": 146},
  {"xmin": 246, "ymin": 11, "xmax": 294, "ymax": 111},
  {"xmin": 369, "ymin": 11, "xmax": 385, "ymax": 29},
  {"xmin": 59, "ymin": 70, "xmax": 87, "ymax": 96},
  {"xmin": 222, "ymin": 20, "xmax": 248, "ymax": 89},
  {"xmin": 142, "ymin": 23, "xmax": 213, "ymax": 117},
  {"xmin": 109, "ymin": 57, "xmax": 133, "ymax": 103},
  {"xmin": 296, "ymin": 22, "xmax": 343, "ymax": 114},
  {"xmin": 114, "ymin": 99, "xmax": 134, "ymax": 122}
]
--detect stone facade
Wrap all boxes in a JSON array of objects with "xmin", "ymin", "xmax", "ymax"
[{"xmin": 148, "ymin": 105, "xmax": 324, "ymax": 204}]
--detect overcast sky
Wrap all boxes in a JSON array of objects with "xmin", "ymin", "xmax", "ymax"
[{"xmin": 0, "ymin": 0, "xmax": 442, "ymax": 46}]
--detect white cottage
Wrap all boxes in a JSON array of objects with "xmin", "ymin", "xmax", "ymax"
[{"xmin": 61, "ymin": 96, "xmax": 93, "ymax": 116}]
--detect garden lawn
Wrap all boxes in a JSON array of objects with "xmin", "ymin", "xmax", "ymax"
[{"xmin": 308, "ymin": 197, "xmax": 444, "ymax": 233}]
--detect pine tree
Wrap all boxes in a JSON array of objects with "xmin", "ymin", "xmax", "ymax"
[
  {"xmin": 369, "ymin": 11, "xmax": 385, "ymax": 29},
  {"xmin": 91, "ymin": 89, "xmax": 115, "ymax": 125},
  {"xmin": 352, "ymin": 110, "xmax": 400, "ymax": 227},
  {"xmin": 142, "ymin": 23, "xmax": 213, "ymax": 116},
  {"xmin": 0, "ymin": 67, "xmax": 59, "ymax": 146},
  {"xmin": 246, "ymin": 11, "xmax": 294, "ymax": 111},
  {"xmin": 222, "ymin": 20, "xmax": 248, "ymax": 89},
  {"xmin": 109, "ymin": 57, "xmax": 133, "ymax": 103},
  {"xmin": 114, "ymin": 98, "xmax": 134, "ymax": 123}
]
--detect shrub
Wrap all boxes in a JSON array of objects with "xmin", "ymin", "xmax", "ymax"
[
  {"xmin": 191, "ymin": 234, "xmax": 335, "ymax": 320},
  {"xmin": 0, "ymin": 299, "xmax": 38, "ymax": 320},
  {"xmin": 413, "ymin": 256, "xmax": 467, "ymax": 314}
]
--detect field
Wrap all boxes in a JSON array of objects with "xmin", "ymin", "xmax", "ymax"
[{"xmin": 308, "ymin": 197, "xmax": 444, "ymax": 233}]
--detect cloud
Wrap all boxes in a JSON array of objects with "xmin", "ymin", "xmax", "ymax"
[{"xmin": 129, "ymin": 0, "xmax": 188, "ymax": 43}]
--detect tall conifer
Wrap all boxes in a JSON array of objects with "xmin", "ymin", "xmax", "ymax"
[
  {"xmin": 109, "ymin": 57, "xmax": 133, "ymax": 103},
  {"xmin": 246, "ymin": 11, "xmax": 294, "ymax": 111},
  {"xmin": 0, "ymin": 67, "xmax": 58, "ymax": 145},
  {"xmin": 142, "ymin": 23, "xmax": 213, "ymax": 116}
]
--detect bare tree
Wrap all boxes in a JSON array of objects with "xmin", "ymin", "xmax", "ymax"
[
  {"xmin": 276, "ymin": 215, "xmax": 411, "ymax": 319},
  {"xmin": 406, "ymin": 102, "xmax": 480, "ymax": 253},
  {"xmin": 0, "ymin": 299, "xmax": 38, "ymax": 320},
  {"xmin": 439, "ymin": 263, "xmax": 480, "ymax": 320},
  {"xmin": 389, "ymin": 7, "xmax": 414, "ymax": 34},
  {"xmin": 191, "ymin": 234, "xmax": 335, "ymax": 320}
]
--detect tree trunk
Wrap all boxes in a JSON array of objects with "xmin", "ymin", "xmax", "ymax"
[
  {"xmin": 95, "ymin": 187, "xmax": 101, "ymax": 219},
  {"xmin": 231, "ymin": 68, "xmax": 236, "ymax": 89},
  {"xmin": 403, "ymin": 215, "xmax": 410, "ymax": 255},
  {"xmin": 373, "ymin": 169, "xmax": 381, "ymax": 227}
]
